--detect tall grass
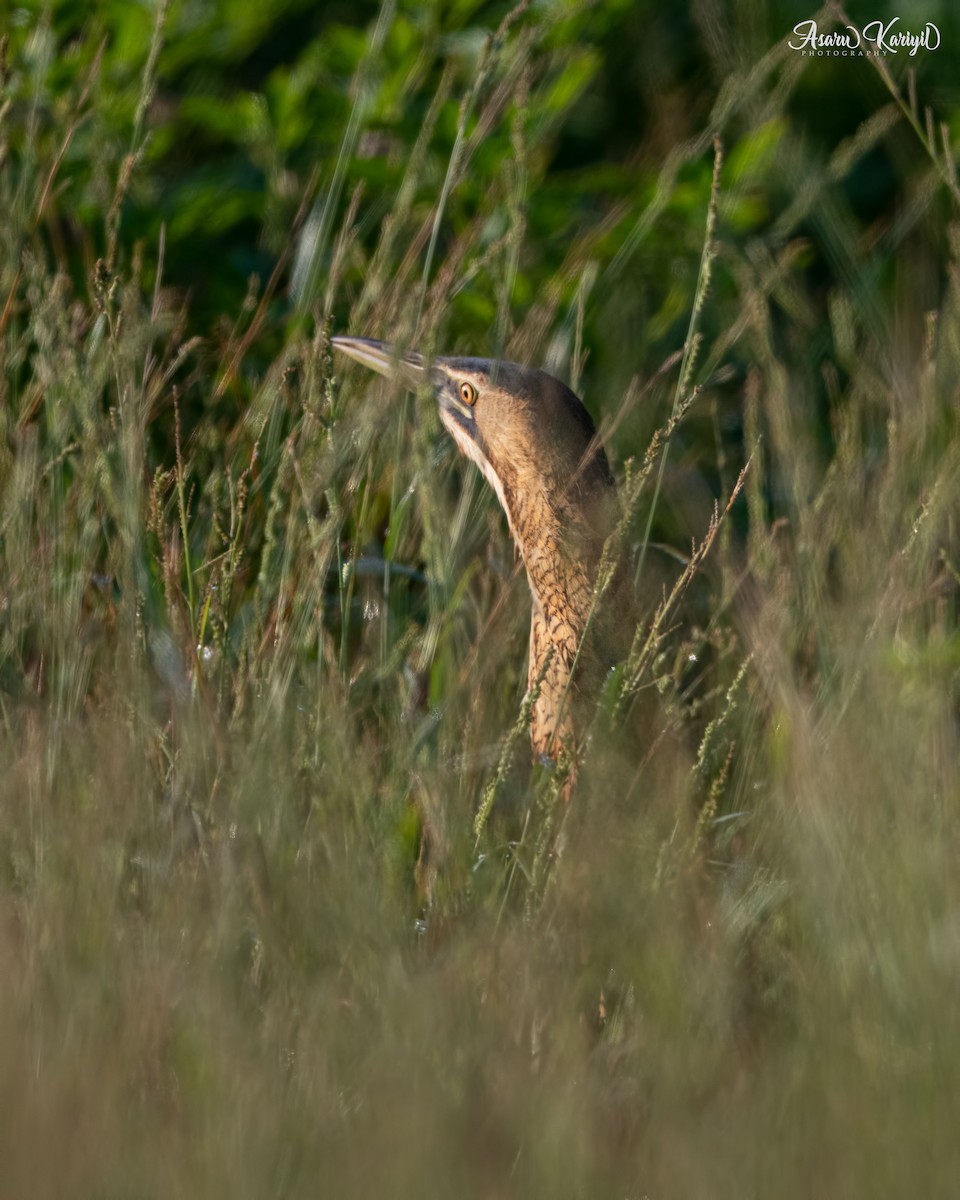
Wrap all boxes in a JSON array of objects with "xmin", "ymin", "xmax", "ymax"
[{"xmin": 1, "ymin": 6, "xmax": 959, "ymax": 1197}]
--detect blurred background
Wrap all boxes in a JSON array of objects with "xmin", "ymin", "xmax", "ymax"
[
  {"xmin": 10, "ymin": 0, "xmax": 959, "ymax": 465},
  {"xmin": 2, "ymin": 1, "xmax": 960, "ymax": 1196}
]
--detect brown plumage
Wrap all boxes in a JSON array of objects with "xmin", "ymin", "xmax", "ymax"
[{"xmin": 332, "ymin": 336, "xmax": 624, "ymax": 768}]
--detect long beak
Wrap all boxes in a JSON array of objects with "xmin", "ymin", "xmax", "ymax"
[{"xmin": 331, "ymin": 336, "xmax": 427, "ymax": 391}]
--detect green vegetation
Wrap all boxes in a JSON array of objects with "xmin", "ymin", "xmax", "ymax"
[{"xmin": 1, "ymin": 1, "xmax": 959, "ymax": 1194}]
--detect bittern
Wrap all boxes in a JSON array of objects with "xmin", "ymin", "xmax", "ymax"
[{"xmin": 332, "ymin": 336, "xmax": 623, "ymax": 768}]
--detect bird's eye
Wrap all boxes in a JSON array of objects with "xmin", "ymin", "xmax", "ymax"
[{"xmin": 459, "ymin": 381, "xmax": 477, "ymax": 406}]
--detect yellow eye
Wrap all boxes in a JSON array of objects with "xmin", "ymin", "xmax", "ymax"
[{"xmin": 459, "ymin": 381, "xmax": 477, "ymax": 406}]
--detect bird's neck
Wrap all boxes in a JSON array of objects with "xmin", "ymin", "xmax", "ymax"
[
  {"xmin": 501, "ymin": 478, "xmax": 597, "ymax": 635},
  {"xmin": 514, "ymin": 495, "xmax": 600, "ymax": 761},
  {"xmin": 494, "ymin": 466, "xmax": 622, "ymax": 760}
]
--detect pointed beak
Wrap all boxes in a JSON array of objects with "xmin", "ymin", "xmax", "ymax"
[{"xmin": 331, "ymin": 336, "xmax": 427, "ymax": 391}]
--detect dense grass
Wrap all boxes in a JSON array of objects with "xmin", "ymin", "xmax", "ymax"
[{"xmin": 2, "ymin": 5, "xmax": 960, "ymax": 1196}]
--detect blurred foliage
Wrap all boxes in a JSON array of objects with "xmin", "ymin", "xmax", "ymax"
[{"xmin": 6, "ymin": 0, "xmax": 959, "ymax": 420}]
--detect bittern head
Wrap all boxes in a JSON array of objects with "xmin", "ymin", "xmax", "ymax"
[{"xmin": 331, "ymin": 336, "xmax": 616, "ymax": 562}]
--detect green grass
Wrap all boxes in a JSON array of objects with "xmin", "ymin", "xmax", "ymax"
[{"xmin": 2, "ymin": 6, "xmax": 960, "ymax": 1196}]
